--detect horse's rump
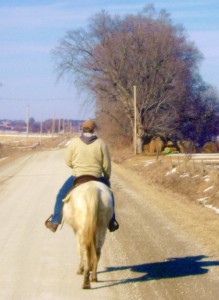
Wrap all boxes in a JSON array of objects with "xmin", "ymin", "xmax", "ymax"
[{"xmin": 63, "ymin": 181, "xmax": 113, "ymax": 230}]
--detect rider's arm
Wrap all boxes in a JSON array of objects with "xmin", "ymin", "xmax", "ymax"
[
  {"xmin": 102, "ymin": 142, "xmax": 111, "ymax": 180},
  {"xmin": 65, "ymin": 143, "xmax": 74, "ymax": 168}
]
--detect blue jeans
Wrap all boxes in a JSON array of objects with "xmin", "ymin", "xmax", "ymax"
[{"xmin": 51, "ymin": 176, "xmax": 115, "ymax": 224}]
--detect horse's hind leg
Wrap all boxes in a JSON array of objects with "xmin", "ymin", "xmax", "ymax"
[
  {"xmin": 77, "ymin": 262, "xmax": 84, "ymax": 275},
  {"xmin": 82, "ymin": 269, "xmax": 90, "ymax": 289},
  {"xmin": 77, "ymin": 248, "xmax": 84, "ymax": 275},
  {"xmin": 76, "ymin": 235, "xmax": 84, "ymax": 275},
  {"xmin": 82, "ymin": 247, "xmax": 91, "ymax": 289},
  {"xmin": 91, "ymin": 248, "xmax": 101, "ymax": 282}
]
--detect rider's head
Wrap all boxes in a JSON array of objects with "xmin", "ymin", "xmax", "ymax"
[{"xmin": 82, "ymin": 120, "xmax": 96, "ymax": 133}]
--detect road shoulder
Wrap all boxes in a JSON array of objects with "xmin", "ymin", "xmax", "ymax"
[{"xmin": 112, "ymin": 161, "xmax": 219, "ymax": 257}]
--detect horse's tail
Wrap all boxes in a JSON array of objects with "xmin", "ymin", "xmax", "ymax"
[{"xmin": 84, "ymin": 183, "xmax": 99, "ymax": 270}]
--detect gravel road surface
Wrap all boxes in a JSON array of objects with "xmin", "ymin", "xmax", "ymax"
[{"xmin": 0, "ymin": 149, "xmax": 219, "ymax": 300}]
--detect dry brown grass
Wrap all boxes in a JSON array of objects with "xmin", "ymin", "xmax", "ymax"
[{"xmin": 117, "ymin": 152, "xmax": 219, "ymax": 211}]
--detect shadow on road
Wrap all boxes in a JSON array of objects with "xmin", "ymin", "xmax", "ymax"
[{"xmin": 95, "ymin": 255, "xmax": 219, "ymax": 289}]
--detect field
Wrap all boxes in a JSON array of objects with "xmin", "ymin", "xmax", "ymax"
[{"xmin": 0, "ymin": 132, "xmax": 68, "ymax": 160}]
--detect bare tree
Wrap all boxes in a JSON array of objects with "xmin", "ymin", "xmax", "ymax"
[{"xmin": 53, "ymin": 5, "xmax": 218, "ymax": 150}]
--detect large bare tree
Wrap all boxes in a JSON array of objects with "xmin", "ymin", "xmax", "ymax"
[{"xmin": 53, "ymin": 5, "xmax": 218, "ymax": 151}]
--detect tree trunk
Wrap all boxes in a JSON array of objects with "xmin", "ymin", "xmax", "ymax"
[{"xmin": 136, "ymin": 135, "xmax": 143, "ymax": 153}]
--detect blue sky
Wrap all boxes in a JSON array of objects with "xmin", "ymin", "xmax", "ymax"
[{"xmin": 0, "ymin": 0, "xmax": 219, "ymax": 121}]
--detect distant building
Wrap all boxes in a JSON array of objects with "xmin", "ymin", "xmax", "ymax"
[{"xmin": 0, "ymin": 121, "xmax": 12, "ymax": 130}]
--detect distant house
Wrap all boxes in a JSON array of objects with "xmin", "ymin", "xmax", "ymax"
[
  {"xmin": 0, "ymin": 121, "xmax": 12, "ymax": 130},
  {"xmin": 0, "ymin": 120, "xmax": 26, "ymax": 132}
]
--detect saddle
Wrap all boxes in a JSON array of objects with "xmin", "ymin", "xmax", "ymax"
[
  {"xmin": 63, "ymin": 175, "xmax": 111, "ymax": 204},
  {"xmin": 74, "ymin": 175, "xmax": 99, "ymax": 188},
  {"xmin": 63, "ymin": 175, "xmax": 100, "ymax": 204}
]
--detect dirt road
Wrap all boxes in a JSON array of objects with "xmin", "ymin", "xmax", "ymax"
[{"xmin": 0, "ymin": 149, "xmax": 219, "ymax": 299}]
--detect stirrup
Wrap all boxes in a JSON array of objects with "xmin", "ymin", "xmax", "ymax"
[
  {"xmin": 45, "ymin": 215, "xmax": 59, "ymax": 232},
  {"xmin": 45, "ymin": 214, "xmax": 53, "ymax": 224}
]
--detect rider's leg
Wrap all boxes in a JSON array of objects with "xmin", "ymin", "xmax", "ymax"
[
  {"xmin": 52, "ymin": 175, "xmax": 75, "ymax": 223},
  {"xmin": 45, "ymin": 176, "xmax": 75, "ymax": 232},
  {"xmin": 98, "ymin": 177, "xmax": 119, "ymax": 232},
  {"xmin": 98, "ymin": 177, "xmax": 114, "ymax": 209}
]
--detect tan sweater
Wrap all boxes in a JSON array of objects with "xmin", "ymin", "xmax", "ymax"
[{"xmin": 65, "ymin": 136, "xmax": 111, "ymax": 179}]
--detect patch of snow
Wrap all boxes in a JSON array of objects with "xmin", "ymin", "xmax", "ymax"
[
  {"xmin": 203, "ymin": 186, "xmax": 214, "ymax": 193},
  {"xmin": 203, "ymin": 175, "xmax": 210, "ymax": 179},
  {"xmin": 165, "ymin": 168, "xmax": 177, "ymax": 176},
  {"xmin": 196, "ymin": 198, "xmax": 219, "ymax": 214},
  {"xmin": 203, "ymin": 175, "xmax": 210, "ymax": 182},
  {"xmin": 204, "ymin": 204, "xmax": 219, "ymax": 214},
  {"xmin": 196, "ymin": 197, "xmax": 208, "ymax": 204},
  {"xmin": 144, "ymin": 161, "xmax": 154, "ymax": 167},
  {"xmin": 180, "ymin": 173, "xmax": 189, "ymax": 178}
]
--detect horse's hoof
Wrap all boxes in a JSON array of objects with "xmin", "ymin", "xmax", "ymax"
[
  {"xmin": 82, "ymin": 283, "xmax": 91, "ymax": 289},
  {"xmin": 77, "ymin": 270, "xmax": 83, "ymax": 275},
  {"xmin": 91, "ymin": 277, "xmax": 97, "ymax": 282}
]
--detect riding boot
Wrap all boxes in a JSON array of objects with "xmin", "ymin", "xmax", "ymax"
[
  {"xmin": 108, "ymin": 217, "xmax": 119, "ymax": 232},
  {"xmin": 45, "ymin": 215, "xmax": 59, "ymax": 232},
  {"xmin": 108, "ymin": 197, "xmax": 119, "ymax": 232}
]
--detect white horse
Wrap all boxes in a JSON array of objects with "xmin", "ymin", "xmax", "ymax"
[{"xmin": 63, "ymin": 180, "xmax": 113, "ymax": 289}]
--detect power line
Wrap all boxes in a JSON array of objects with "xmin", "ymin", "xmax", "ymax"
[{"xmin": 0, "ymin": 97, "xmax": 75, "ymax": 102}]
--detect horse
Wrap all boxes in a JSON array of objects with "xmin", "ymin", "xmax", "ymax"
[{"xmin": 62, "ymin": 180, "xmax": 113, "ymax": 289}]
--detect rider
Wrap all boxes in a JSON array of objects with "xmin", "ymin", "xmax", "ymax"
[{"xmin": 45, "ymin": 120, "xmax": 119, "ymax": 233}]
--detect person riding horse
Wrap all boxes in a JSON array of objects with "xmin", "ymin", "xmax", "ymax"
[{"xmin": 45, "ymin": 120, "xmax": 119, "ymax": 233}]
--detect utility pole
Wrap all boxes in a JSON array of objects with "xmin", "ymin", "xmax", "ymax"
[
  {"xmin": 68, "ymin": 120, "xmax": 71, "ymax": 134},
  {"xmin": 40, "ymin": 117, "xmax": 43, "ymax": 144},
  {"xmin": 52, "ymin": 114, "xmax": 55, "ymax": 138},
  {"xmin": 58, "ymin": 118, "xmax": 61, "ymax": 134},
  {"xmin": 62, "ymin": 119, "xmax": 65, "ymax": 133},
  {"xmin": 133, "ymin": 86, "xmax": 137, "ymax": 155},
  {"xmin": 26, "ymin": 104, "xmax": 29, "ymax": 145}
]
